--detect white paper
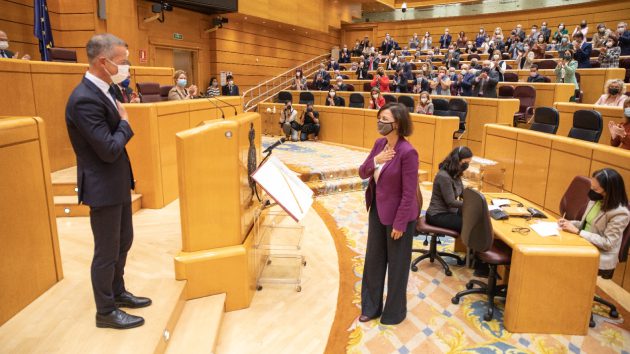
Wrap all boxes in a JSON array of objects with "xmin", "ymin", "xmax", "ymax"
[
  {"xmin": 472, "ymin": 156, "xmax": 499, "ymax": 166},
  {"xmin": 491, "ymin": 199, "xmax": 511, "ymax": 207},
  {"xmin": 531, "ymin": 222, "xmax": 560, "ymax": 237},
  {"xmin": 251, "ymin": 156, "xmax": 313, "ymax": 222},
  {"xmin": 488, "ymin": 205, "xmax": 501, "ymax": 211}
]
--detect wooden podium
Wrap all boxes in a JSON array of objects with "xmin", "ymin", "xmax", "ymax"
[{"xmin": 174, "ymin": 112, "xmax": 262, "ymax": 311}]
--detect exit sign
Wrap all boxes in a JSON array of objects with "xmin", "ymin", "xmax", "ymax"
[{"xmin": 173, "ymin": 33, "xmax": 183, "ymax": 40}]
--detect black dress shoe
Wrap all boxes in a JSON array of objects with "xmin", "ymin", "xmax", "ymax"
[
  {"xmin": 115, "ymin": 291, "xmax": 152, "ymax": 309},
  {"xmin": 96, "ymin": 309, "xmax": 144, "ymax": 329}
]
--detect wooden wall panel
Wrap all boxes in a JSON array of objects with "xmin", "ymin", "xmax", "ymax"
[{"xmin": 0, "ymin": 117, "xmax": 61, "ymax": 326}]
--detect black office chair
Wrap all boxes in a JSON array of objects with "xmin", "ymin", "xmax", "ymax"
[
  {"xmin": 299, "ymin": 92, "xmax": 315, "ymax": 105},
  {"xmin": 383, "ymin": 94, "xmax": 397, "ymax": 104},
  {"xmin": 498, "ymin": 85, "xmax": 515, "ymax": 99},
  {"xmin": 503, "ymin": 72, "xmax": 519, "ymax": 82},
  {"xmin": 337, "ymin": 96, "xmax": 346, "ymax": 107},
  {"xmin": 448, "ymin": 98, "xmax": 468, "ymax": 138},
  {"xmin": 349, "ymin": 93, "xmax": 365, "ymax": 108},
  {"xmin": 568, "ymin": 110, "xmax": 603, "ymax": 143},
  {"xmin": 411, "ymin": 188, "xmax": 465, "ymax": 276},
  {"xmin": 529, "ymin": 107, "xmax": 559, "ymax": 134},
  {"xmin": 432, "ymin": 98, "xmax": 449, "ymax": 115},
  {"xmin": 397, "ymin": 95, "xmax": 415, "ymax": 112},
  {"xmin": 277, "ymin": 91, "xmax": 293, "ymax": 103},
  {"xmin": 451, "ymin": 188, "xmax": 512, "ymax": 321}
]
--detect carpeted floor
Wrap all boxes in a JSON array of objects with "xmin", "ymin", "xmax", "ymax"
[{"xmin": 263, "ymin": 137, "xmax": 630, "ymax": 354}]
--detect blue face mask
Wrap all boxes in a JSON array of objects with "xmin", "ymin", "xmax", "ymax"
[
  {"xmin": 120, "ymin": 78, "xmax": 130, "ymax": 88},
  {"xmin": 177, "ymin": 79, "xmax": 187, "ymax": 87},
  {"xmin": 625, "ymin": 108, "xmax": 630, "ymax": 118}
]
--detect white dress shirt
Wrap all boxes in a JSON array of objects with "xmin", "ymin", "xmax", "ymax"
[{"xmin": 84, "ymin": 71, "xmax": 117, "ymax": 109}]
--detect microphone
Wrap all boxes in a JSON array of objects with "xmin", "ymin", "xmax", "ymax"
[
  {"xmin": 262, "ymin": 137, "xmax": 286, "ymax": 154},
  {"xmin": 213, "ymin": 95, "xmax": 238, "ymax": 116},
  {"xmin": 205, "ymin": 96, "xmax": 225, "ymax": 119}
]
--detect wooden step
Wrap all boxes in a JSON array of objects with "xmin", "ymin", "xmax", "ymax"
[
  {"xmin": 52, "ymin": 182, "xmax": 78, "ymax": 197},
  {"xmin": 165, "ymin": 294, "xmax": 226, "ymax": 354},
  {"xmin": 54, "ymin": 194, "xmax": 142, "ymax": 217},
  {"xmin": 418, "ymin": 169, "xmax": 429, "ymax": 182}
]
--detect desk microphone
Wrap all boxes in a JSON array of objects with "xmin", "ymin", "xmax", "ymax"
[
  {"xmin": 204, "ymin": 96, "xmax": 225, "ymax": 119},
  {"xmin": 262, "ymin": 137, "xmax": 286, "ymax": 154},
  {"xmin": 212, "ymin": 95, "xmax": 239, "ymax": 116}
]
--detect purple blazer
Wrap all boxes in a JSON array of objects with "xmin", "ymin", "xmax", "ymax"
[{"xmin": 359, "ymin": 137, "xmax": 419, "ymax": 231}]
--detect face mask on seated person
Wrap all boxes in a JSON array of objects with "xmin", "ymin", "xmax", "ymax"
[
  {"xmin": 421, "ymin": 97, "xmax": 428, "ymax": 104},
  {"xmin": 625, "ymin": 108, "xmax": 630, "ymax": 118},
  {"xmin": 0, "ymin": 41, "xmax": 8, "ymax": 50},
  {"xmin": 609, "ymin": 87, "xmax": 620, "ymax": 96},
  {"xmin": 120, "ymin": 78, "xmax": 130, "ymax": 88},
  {"xmin": 372, "ymin": 93, "xmax": 379, "ymax": 100},
  {"xmin": 177, "ymin": 79, "xmax": 187, "ymax": 87},
  {"xmin": 588, "ymin": 189, "xmax": 603, "ymax": 201}
]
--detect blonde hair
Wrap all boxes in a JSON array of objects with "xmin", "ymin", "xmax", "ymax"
[
  {"xmin": 605, "ymin": 79, "xmax": 624, "ymax": 94},
  {"xmin": 174, "ymin": 70, "xmax": 187, "ymax": 81}
]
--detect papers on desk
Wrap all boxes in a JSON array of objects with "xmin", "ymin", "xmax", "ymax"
[
  {"xmin": 491, "ymin": 199, "xmax": 511, "ymax": 207},
  {"xmin": 530, "ymin": 222, "xmax": 560, "ymax": 237}
]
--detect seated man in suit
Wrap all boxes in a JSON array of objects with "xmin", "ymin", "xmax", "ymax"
[
  {"xmin": 327, "ymin": 58, "xmax": 340, "ymax": 71},
  {"xmin": 527, "ymin": 64, "xmax": 547, "ymax": 83},
  {"xmin": 314, "ymin": 63, "xmax": 331, "ymax": 91},
  {"xmin": 0, "ymin": 30, "xmax": 30, "ymax": 59},
  {"xmin": 65, "ymin": 33, "xmax": 151, "ymax": 330},
  {"xmin": 472, "ymin": 62, "xmax": 499, "ymax": 98},
  {"xmin": 222, "ymin": 74, "xmax": 239, "ymax": 96},
  {"xmin": 572, "ymin": 32, "xmax": 592, "ymax": 68},
  {"xmin": 333, "ymin": 76, "xmax": 348, "ymax": 91}
]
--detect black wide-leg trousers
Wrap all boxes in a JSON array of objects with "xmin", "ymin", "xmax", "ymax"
[{"xmin": 361, "ymin": 196, "xmax": 416, "ymax": 325}]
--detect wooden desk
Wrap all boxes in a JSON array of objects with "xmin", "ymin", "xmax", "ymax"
[{"xmin": 484, "ymin": 192, "xmax": 599, "ymax": 335}]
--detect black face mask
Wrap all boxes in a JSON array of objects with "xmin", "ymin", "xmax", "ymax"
[
  {"xmin": 609, "ymin": 88, "xmax": 620, "ymax": 95},
  {"xmin": 460, "ymin": 162, "xmax": 469, "ymax": 172},
  {"xmin": 588, "ymin": 189, "xmax": 604, "ymax": 201},
  {"xmin": 581, "ymin": 23, "xmax": 587, "ymax": 28}
]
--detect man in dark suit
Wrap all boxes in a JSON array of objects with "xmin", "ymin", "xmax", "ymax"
[
  {"xmin": 65, "ymin": 33, "xmax": 151, "ymax": 330},
  {"xmin": 314, "ymin": 63, "xmax": 331, "ymax": 91},
  {"xmin": 572, "ymin": 32, "xmax": 592, "ymax": 68},
  {"xmin": 459, "ymin": 64, "xmax": 476, "ymax": 97},
  {"xmin": 472, "ymin": 64, "xmax": 499, "ymax": 98},
  {"xmin": 222, "ymin": 74, "xmax": 239, "ymax": 96},
  {"xmin": 0, "ymin": 30, "xmax": 30, "ymax": 59}
]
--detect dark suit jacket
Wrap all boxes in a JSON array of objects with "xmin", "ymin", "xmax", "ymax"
[
  {"xmin": 222, "ymin": 84, "xmax": 239, "ymax": 96},
  {"xmin": 328, "ymin": 61, "xmax": 340, "ymax": 71},
  {"xmin": 575, "ymin": 42, "xmax": 592, "ymax": 68},
  {"xmin": 356, "ymin": 67, "xmax": 369, "ymax": 80},
  {"xmin": 0, "ymin": 49, "xmax": 14, "ymax": 58},
  {"xmin": 460, "ymin": 73, "xmax": 476, "ymax": 96},
  {"xmin": 66, "ymin": 77, "xmax": 135, "ymax": 207},
  {"xmin": 472, "ymin": 71, "xmax": 499, "ymax": 98},
  {"xmin": 111, "ymin": 84, "xmax": 135, "ymax": 103}
]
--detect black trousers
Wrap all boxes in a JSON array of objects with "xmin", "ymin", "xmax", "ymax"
[
  {"xmin": 89, "ymin": 202, "xmax": 134, "ymax": 314},
  {"xmin": 361, "ymin": 196, "xmax": 416, "ymax": 325},
  {"xmin": 426, "ymin": 211, "xmax": 462, "ymax": 233}
]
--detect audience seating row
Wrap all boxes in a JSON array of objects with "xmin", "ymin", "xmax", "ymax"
[{"xmin": 258, "ymin": 102, "xmax": 459, "ymax": 178}]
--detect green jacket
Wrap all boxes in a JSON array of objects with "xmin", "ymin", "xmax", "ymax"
[{"xmin": 554, "ymin": 59, "xmax": 579, "ymax": 89}]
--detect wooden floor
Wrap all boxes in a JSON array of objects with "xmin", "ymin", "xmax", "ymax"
[
  {"xmin": 216, "ymin": 206, "xmax": 339, "ymax": 354},
  {"xmin": 0, "ymin": 200, "xmax": 340, "ymax": 354},
  {"xmin": 0, "ymin": 201, "xmax": 186, "ymax": 354}
]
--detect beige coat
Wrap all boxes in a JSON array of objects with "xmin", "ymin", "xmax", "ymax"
[{"xmin": 570, "ymin": 201, "xmax": 630, "ymax": 270}]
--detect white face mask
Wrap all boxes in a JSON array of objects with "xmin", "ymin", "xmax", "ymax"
[
  {"xmin": 606, "ymin": 42, "xmax": 613, "ymax": 48},
  {"xmin": 0, "ymin": 41, "xmax": 8, "ymax": 50},
  {"xmin": 421, "ymin": 97, "xmax": 428, "ymax": 103},
  {"xmin": 229, "ymin": 80, "xmax": 234, "ymax": 86},
  {"xmin": 105, "ymin": 59, "xmax": 130, "ymax": 85},
  {"xmin": 461, "ymin": 70, "xmax": 468, "ymax": 75},
  {"xmin": 330, "ymin": 91, "xmax": 336, "ymax": 97},
  {"xmin": 372, "ymin": 94, "xmax": 379, "ymax": 99},
  {"xmin": 493, "ymin": 55, "xmax": 500, "ymax": 60}
]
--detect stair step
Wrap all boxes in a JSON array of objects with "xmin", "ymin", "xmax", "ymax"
[
  {"xmin": 306, "ymin": 176, "xmax": 368, "ymax": 196},
  {"xmin": 52, "ymin": 182, "xmax": 78, "ymax": 196},
  {"xmin": 418, "ymin": 169, "xmax": 429, "ymax": 182},
  {"xmin": 299, "ymin": 166, "xmax": 361, "ymax": 183},
  {"xmin": 165, "ymin": 293, "xmax": 226, "ymax": 354},
  {"xmin": 54, "ymin": 194, "xmax": 142, "ymax": 217}
]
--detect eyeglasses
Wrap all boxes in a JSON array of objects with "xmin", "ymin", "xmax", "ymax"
[{"xmin": 511, "ymin": 227, "xmax": 530, "ymax": 234}]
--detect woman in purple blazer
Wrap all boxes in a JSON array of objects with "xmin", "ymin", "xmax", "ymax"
[{"xmin": 358, "ymin": 103, "xmax": 419, "ymax": 325}]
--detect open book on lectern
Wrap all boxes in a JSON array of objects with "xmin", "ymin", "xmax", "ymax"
[{"xmin": 251, "ymin": 155, "xmax": 314, "ymax": 222}]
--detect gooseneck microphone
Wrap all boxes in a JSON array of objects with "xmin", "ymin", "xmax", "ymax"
[
  {"xmin": 262, "ymin": 137, "xmax": 286, "ymax": 154},
  {"xmin": 212, "ymin": 95, "xmax": 239, "ymax": 116},
  {"xmin": 205, "ymin": 95, "xmax": 226, "ymax": 119}
]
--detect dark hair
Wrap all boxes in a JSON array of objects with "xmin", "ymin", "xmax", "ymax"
[
  {"xmin": 439, "ymin": 146, "xmax": 473, "ymax": 178},
  {"xmin": 226, "ymin": 74, "xmax": 234, "ymax": 81},
  {"xmin": 607, "ymin": 34, "xmax": 619, "ymax": 46},
  {"xmin": 210, "ymin": 76, "xmax": 217, "ymax": 84},
  {"xmin": 377, "ymin": 102, "xmax": 413, "ymax": 137},
  {"xmin": 592, "ymin": 168, "xmax": 628, "ymax": 211},
  {"xmin": 530, "ymin": 64, "xmax": 539, "ymax": 71},
  {"xmin": 573, "ymin": 32, "xmax": 584, "ymax": 40}
]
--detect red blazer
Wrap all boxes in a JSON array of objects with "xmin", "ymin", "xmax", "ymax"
[
  {"xmin": 371, "ymin": 75, "xmax": 390, "ymax": 92},
  {"xmin": 369, "ymin": 96, "xmax": 386, "ymax": 109},
  {"xmin": 359, "ymin": 137, "xmax": 419, "ymax": 231}
]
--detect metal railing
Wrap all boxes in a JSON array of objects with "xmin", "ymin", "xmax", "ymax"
[{"xmin": 242, "ymin": 53, "xmax": 330, "ymax": 112}]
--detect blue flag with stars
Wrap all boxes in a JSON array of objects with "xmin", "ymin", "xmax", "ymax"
[{"xmin": 34, "ymin": 0, "xmax": 54, "ymax": 61}]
